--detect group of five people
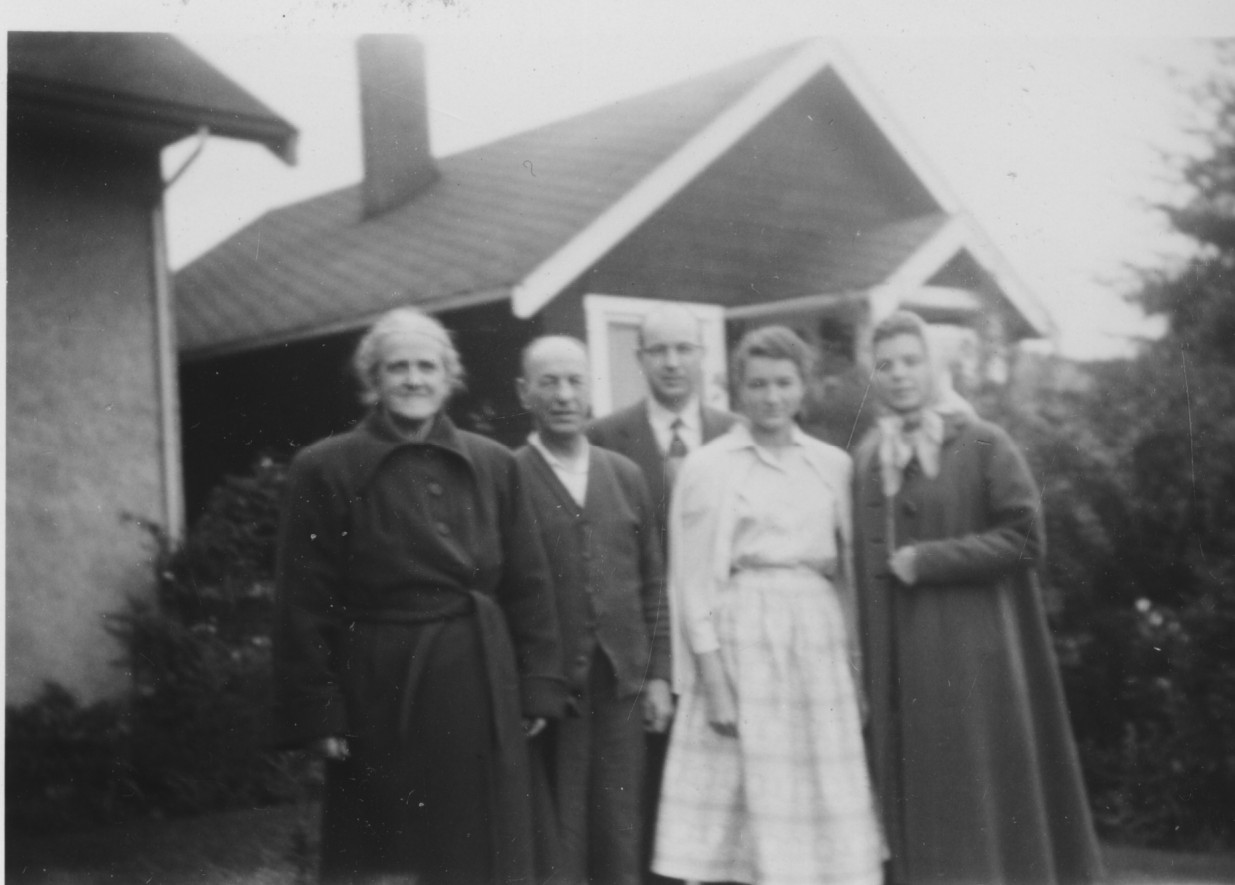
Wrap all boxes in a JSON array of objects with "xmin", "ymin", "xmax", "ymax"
[{"xmin": 273, "ymin": 303, "xmax": 1104, "ymax": 885}]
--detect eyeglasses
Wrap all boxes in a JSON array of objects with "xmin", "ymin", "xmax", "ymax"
[{"xmin": 639, "ymin": 343, "xmax": 702, "ymax": 361}]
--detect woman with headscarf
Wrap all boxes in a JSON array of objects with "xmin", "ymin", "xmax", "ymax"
[
  {"xmin": 271, "ymin": 307, "xmax": 568, "ymax": 885},
  {"xmin": 652, "ymin": 326, "xmax": 885, "ymax": 885},
  {"xmin": 852, "ymin": 309, "xmax": 1104, "ymax": 884}
]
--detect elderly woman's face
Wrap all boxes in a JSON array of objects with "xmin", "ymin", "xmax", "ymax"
[{"xmin": 375, "ymin": 331, "xmax": 451, "ymax": 432}]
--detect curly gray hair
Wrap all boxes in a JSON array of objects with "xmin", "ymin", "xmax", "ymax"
[{"xmin": 352, "ymin": 308, "xmax": 465, "ymax": 406}]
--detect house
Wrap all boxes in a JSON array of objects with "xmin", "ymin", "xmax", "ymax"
[
  {"xmin": 7, "ymin": 32, "xmax": 297, "ymax": 704},
  {"xmin": 175, "ymin": 36, "xmax": 1053, "ymax": 513}
]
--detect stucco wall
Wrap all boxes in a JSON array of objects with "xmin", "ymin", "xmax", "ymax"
[{"xmin": 7, "ymin": 131, "xmax": 167, "ymax": 704}]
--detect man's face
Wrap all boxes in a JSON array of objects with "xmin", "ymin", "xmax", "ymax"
[
  {"xmin": 873, "ymin": 332, "xmax": 934, "ymax": 416},
  {"xmin": 375, "ymin": 332, "xmax": 451, "ymax": 432},
  {"xmin": 518, "ymin": 339, "xmax": 591, "ymax": 444},
  {"xmin": 637, "ymin": 311, "xmax": 704, "ymax": 409}
]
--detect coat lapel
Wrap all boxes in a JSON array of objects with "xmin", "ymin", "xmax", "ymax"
[{"xmin": 622, "ymin": 405, "xmax": 668, "ymax": 509}]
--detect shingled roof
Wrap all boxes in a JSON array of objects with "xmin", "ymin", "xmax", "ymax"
[
  {"xmin": 9, "ymin": 32, "xmax": 297, "ymax": 162},
  {"xmin": 175, "ymin": 39, "xmax": 1049, "ymax": 359}
]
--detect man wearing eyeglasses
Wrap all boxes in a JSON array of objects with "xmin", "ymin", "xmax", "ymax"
[
  {"xmin": 589, "ymin": 305, "xmax": 737, "ymax": 543},
  {"xmin": 588, "ymin": 303, "xmax": 736, "ymax": 885}
]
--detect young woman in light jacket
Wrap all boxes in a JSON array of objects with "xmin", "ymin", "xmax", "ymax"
[{"xmin": 652, "ymin": 325, "xmax": 884, "ymax": 885}]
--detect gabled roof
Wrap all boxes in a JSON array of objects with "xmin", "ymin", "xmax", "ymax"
[
  {"xmin": 8, "ymin": 32, "xmax": 297, "ymax": 162},
  {"xmin": 175, "ymin": 39, "xmax": 1050, "ymax": 359}
]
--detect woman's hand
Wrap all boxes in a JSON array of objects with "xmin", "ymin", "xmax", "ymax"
[
  {"xmin": 697, "ymin": 651, "xmax": 738, "ymax": 738},
  {"xmin": 642, "ymin": 678, "xmax": 675, "ymax": 734},
  {"xmin": 523, "ymin": 717, "xmax": 547, "ymax": 738},
  {"xmin": 309, "ymin": 736, "xmax": 350, "ymax": 760}
]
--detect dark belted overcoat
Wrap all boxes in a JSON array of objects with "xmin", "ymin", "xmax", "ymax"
[{"xmin": 272, "ymin": 410, "xmax": 567, "ymax": 885}]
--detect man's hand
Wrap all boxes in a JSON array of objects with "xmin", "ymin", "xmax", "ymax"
[
  {"xmin": 642, "ymin": 678, "xmax": 675, "ymax": 733},
  {"xmin": 523, "ymin": 717, "xmax": 547, "ymax": 738},
  {"xmin": 309, "ymin": 736, "xmax": 350, "ymax": 760},
  {"xmin": 889, "ymin": 545, "xmax": 918, "ymax": 586}
]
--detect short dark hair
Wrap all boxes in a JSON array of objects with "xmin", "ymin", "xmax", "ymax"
[
  {"xmin": 730, "ymin": 325, "xmax": 816, "ymax": 385},
  {"xmin": 871, "ymin": 310, "xmax": 930, "ymax": 348}
]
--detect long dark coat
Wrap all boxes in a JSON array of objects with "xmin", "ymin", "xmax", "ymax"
[
  {"xmin": 853, "ymin": 412, "xmax": 1104, "ymax": 885},
  {"xmin": 272, "ymin": 411, "xmax": 568, "ymax": 885}
]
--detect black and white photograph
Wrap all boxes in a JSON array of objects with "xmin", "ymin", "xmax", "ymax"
[{"xmin": 7, "ymin": 1, "xmax": 1235, "ymax": 883}]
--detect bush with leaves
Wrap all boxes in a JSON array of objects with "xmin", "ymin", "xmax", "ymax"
[
  {"xmin": 6, "ymin": 456, "xmax": 319, "ymax": 832},
  {"xmin": 968, "ymin": 45, "xmax": 1235, "ymax": 847}
]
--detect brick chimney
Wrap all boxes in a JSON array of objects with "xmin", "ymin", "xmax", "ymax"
[{"xmin": 357, "ymin": 34, "xmax": 438, "ymax": 218}]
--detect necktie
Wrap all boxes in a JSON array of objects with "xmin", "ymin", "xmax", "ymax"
[{"xmin": 665, "ymin": 417, "xmax": 688, "ymax": 487}]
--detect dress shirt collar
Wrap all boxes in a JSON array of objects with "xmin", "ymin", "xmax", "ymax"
[
  {"xmin": 647, "ymin": 395, "xmax": 702, "ymax": 436},
  {"xmin": 725, "ymin": 421, "xmax": 808, "ymax": 468}
]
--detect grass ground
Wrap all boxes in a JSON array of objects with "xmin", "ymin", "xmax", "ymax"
[{"xmin": 8, "ymin": 803, "xmax": 1235, "ymax": 885}]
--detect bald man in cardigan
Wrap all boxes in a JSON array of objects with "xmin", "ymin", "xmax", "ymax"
[{"xmin": 517, "ymin": 336, "xmax": 672, "ymax": 885}]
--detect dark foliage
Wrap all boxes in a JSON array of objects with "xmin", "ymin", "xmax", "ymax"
[
  {"xmin": 6, "ymin": 457, "xmax": 318, "ymax": 832},
  {"xmin": 986, "ymin": 357, "xmax": 1235, "ymax": 849},
  {"xmin": 972, "ymin": 47, "xmax": 1235, "ymax": 847}
]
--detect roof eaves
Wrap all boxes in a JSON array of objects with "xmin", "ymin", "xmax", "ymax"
[
  {"xmin": 180, "ymin": 285, "xmax": 512, "ymax": 363},
  {"xmin": 10, "ymin": 74, "xmax": 298, "ymax": 163},
  {"xmin": 509, "ymin": 39, "xmax": 834, "ymax": 319},
  {"xmin": 950, "ymin": 213, "xmax": 1057, "ymax": 339},
  {"xmin": 821, "ymin": 45, "xmax": 961, "ymax": 216}
]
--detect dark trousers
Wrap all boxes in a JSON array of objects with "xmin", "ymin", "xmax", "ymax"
[
  {"xmin": 535, "ymin": 651, "xmax": 646, "ymax": 885},
  {"xmin": 642, "ymin": 727, "xmax": 679, "ymax": 885}
]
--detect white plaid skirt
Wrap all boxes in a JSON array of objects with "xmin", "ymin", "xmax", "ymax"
[{"xmin": 652, "ymin": 568, "xmax": 885, "ymax": 885}]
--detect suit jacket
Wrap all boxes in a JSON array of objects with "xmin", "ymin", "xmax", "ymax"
[
  {"xmin": 587, "ymin": 399, "xmax": 738, "ymax": 543},
  {"xmin": 515, "ymin": 444, "xmax": 670, "ymax": 697}
]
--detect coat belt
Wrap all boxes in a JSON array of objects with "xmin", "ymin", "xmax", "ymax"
[{"xmin": 338, "ymin": 591, "xmax": 521, "ymax": 749}]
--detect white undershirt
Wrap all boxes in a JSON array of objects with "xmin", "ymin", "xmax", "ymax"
[{"xmin": 528, "ymin": 432, "xmax": 589, "ymax": 506}]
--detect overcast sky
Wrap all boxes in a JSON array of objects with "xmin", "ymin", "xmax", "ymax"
[{"xmin": 10, "ymin": 0, "xmax": 1235, "ymax": 358}]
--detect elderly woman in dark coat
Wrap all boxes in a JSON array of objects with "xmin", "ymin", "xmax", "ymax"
[
  {"xmin": 272, "ymin": 307, "xmax": 568, "ymax": 885},
  {"xmin": 853, "ymin": 309, "xmax": 1104, "ymax": 885}
]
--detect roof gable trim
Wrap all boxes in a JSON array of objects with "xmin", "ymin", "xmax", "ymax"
[
  {"xmin": 872, "ymin": 215, "xmax": 1055, "ymax": 338},
  {"xmin": 510, "ymin": 39, "xmax": 836, "ymax": 319}
]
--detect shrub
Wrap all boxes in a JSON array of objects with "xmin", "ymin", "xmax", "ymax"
[
  {"xmin": 987, "ymin": 356, "xmax": 1235, "ymax": 850},
  {"xmin": 6, "ymin": 456, "xmax": 318, "ymax": 832},
  {"xmin": 6, "ymin": 683, "xmax": 136, "ymax": 830}
]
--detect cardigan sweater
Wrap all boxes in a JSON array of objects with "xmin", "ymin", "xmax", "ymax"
[{"xmin": 516, "ymin": 443, "xmax": 670, "ymax": 698}]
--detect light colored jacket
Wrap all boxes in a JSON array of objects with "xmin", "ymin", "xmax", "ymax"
[{"xmin": 666, "ymin": 422, "xmax": 859, "ymax": 694}]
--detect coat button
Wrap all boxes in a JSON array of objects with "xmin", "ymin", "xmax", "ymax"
[
  {"xmin": 428, "ymin": 481, "xmax": 444, "ymax": 496},
  {"xmin": 435, "ymin": 521, "xmax": 450, "ymax": 536},
  {"xmin": 575, "ymin": 653, "xmax": 589, "ymax": 667}
]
